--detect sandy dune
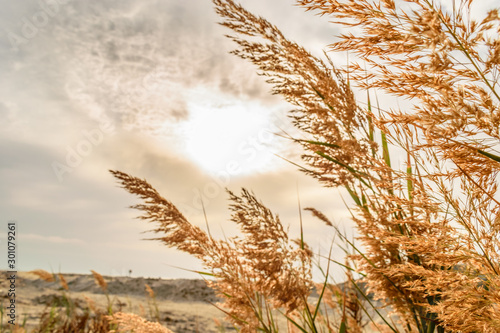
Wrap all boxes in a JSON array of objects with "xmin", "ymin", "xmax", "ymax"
[
  {"xmin": 1, "ymin": 271, "xmax": 387, "ymax": 332},
  {"xmin": 1, "ymin": 271, "xmax": 235, "ymax": 332}
]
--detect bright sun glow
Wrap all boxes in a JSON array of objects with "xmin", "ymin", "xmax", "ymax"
[{"xmin": 177, "ymin": 89, "xmax": 283, "ymax": 176}]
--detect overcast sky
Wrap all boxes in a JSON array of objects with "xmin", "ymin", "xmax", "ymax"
[
  {"xmin": 2, "ymin": 0, "xmax": 496, "ymax": 281},
  {"xmin": 0, "ymin": 0, "xmax": 358, "ymax": 280}
]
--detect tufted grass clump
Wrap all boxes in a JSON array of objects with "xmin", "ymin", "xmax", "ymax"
[{"xmin": 112, "ymin": 0, "xmax": 500, "ymax": 332}]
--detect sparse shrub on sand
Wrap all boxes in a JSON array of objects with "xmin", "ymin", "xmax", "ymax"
[
  {"xmin": 21, "ymin": 270, "xmax": 174, "ymax": 333},
  {"xmin": 17, "ymin": 270, "xmax": 113, "ymax": 333}
]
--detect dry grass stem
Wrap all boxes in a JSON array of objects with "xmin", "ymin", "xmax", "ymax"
[
  {"xmin": 145, "ymin": 284, "xmax": 155, "ymax": 299},
  {"xmin": 58, "ymin": 273, "xmax": 69, "ymax": 291},
  {"xmin": 91, "ymin": 270, "xmax": 108, "ymax": 292},
  {"xmin": 110, "ymin": 0, "xmax": 500, "ymax": 332},
  {"xmin": 30, "ymin": 269, "xmax": 55, "ymax": 282}
]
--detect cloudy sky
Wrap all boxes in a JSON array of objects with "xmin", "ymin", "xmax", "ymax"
[
  {"xmin": 3, "ymin": 0, "xmax": 496, "ymax": 281},
  {"xmin": 0, "ymin": 0, "xmax": 358, "ymax": 280}
]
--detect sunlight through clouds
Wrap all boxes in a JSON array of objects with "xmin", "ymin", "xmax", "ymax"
[
  {"xmin": 0, "ymin": 0, "xmax": 347, "ymax": 279},
  {"xmin": 177, "ymin": 88, "xmax": 286, "ymax": 175}
]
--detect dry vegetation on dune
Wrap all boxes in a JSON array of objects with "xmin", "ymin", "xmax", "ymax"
[
  {"xmin": 1, "ymin": 270, "xmax": 226, "ymax": 333},
  {"xmin": 19, "ymin": 0, "xmax": 500, "ymax": 332},
  {"xmin": 110, "ymin": 0, "xmax": 500, "ymax": 332}
]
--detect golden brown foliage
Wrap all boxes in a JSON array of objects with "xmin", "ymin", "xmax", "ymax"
[
  {"xmin": 58, "ymin": 273, "xmax": 69, "ymax": 291},
  {"xmin": 112, "ymin": 0, "xmax": 500, "ymax": 332},
  {"xmin": 30, "ymin": 269, "xmax": 55, "ymax": 282},
  {"xmin": 108, "ymin": 312, "xmax": 174, "ymax": 333},
  {"xmin": 29, "ymin": 273, "xmax": 115, "ymax": 333},
  {"xmin": 145, "ymin": 284, "xmax": 155, "ymax": 299},
  {"xmin": 111, "ymin": 170, "xmax": 312, "ymax": 332},
  {"xmin": 91, "ymin": 270, "xmax": 108, "ymax": 292},
  {"xmin": 292, "ymin": 1, "xmax": 500, "ymax": 331}
]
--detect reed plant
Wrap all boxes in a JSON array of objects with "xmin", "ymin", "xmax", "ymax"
[
  {"xmin": 144, "ymin": 284, "xmax": 161, "ymax": 323},
  {"xmin": 112, "ymin": 0, "xmax": 500, "ymax": 332}
]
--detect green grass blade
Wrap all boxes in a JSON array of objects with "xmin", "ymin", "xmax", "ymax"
[
  {"xmin": 315, "ymin": 151, "xmax": 371, "ymax": 189},
  {"xmin": 164, "ymin": 264, "xmax": 216, "ymax": 277},
  {"xmin": 366, "ymin": 89, "xmax": 377, "ymax": 158},
  {"xmin": 303, "ymin": 140, "xmax": 341, "ymax": 150},
  {"xmin": 426, "ymin": 318, "xmax": 436, "ymax": 333},
  {"xmin": 339, "ymin": 320, "xmax": 347, "ymax": 333},
  {"xmin": 478, "ymin": 149, "xmax": 500, "ymax": 163},
  {"xmin": 350, "ymin": 279, "xmax": 398, "ymax": 333},
  {"xmin": 282, "ymin": 313, "xmax": 308, "ymax": 333},
  {"xmin": 406, "ymin": 146, "xmax": 414, "ymax": 202},
  {"xmin": 375, "ymin": 94, "xmax": 392, "ymax": 169},
  {"xmin": 300, "ymin": 293, "xmax": 318, "ymax": 333},
  {"xmin": 313, "ymin": 242, "xmax": 334, "ymax": 321},
  {"xmin": 315, "ymin": 151, "xmax": 368, "ymax": 178},
  {"xmin": 345, "ymin": 184, "xmax": 362, "ymax": 207},
  {"xmin": 381, "ymin": 131, "xmax": 391, "ymax": 168},
  {"xmin": 319, "ymin": 255, "xmax": 367, "ymax": 277},
  {"xmin": 297, "ymin": 184, "xmax": 305, "ymax": 250},
  {"xmin": 367, "ymin": 95, "xmax": 374, "ymax": 142},
  {"xmin": 208, "ymin": 301, "xmax": 248, "ymax": 326},
  {"xmin": 407, "ymin": 167, "xmax": 413, "ymax": 199}
]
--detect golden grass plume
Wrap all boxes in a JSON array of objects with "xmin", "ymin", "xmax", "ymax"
[
  {"xmin": 29, "ymin": 269, "xmax": 55, "ymax": 282},
  {"xmin": 108, "ymin": 312, "xmax": 174, "ymax": 333},
  {"xmin": 90, "ymin": 270, "xmax": 108, "ymax": 292}
]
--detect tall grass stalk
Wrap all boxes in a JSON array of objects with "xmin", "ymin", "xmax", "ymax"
[{"xmin": 112, "ymin": 0, "xmax": 500, "ymax": 331}]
